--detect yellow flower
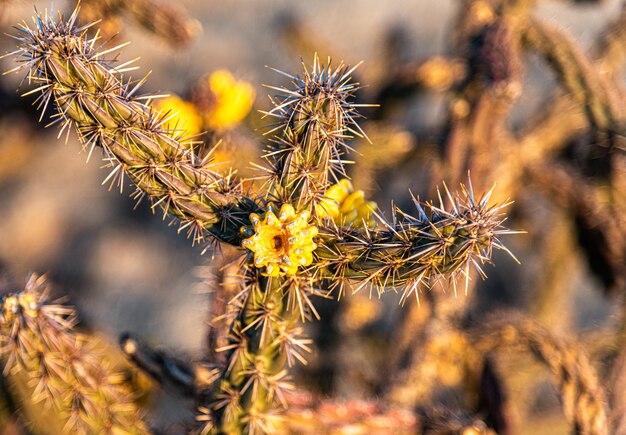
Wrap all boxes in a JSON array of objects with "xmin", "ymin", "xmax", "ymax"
[
  {"xmin": 153, "ymin": 94, "xmax": 204, "ymax": 137},
  {"xmin": 1, "ymin": 292, "xmax": 39, "ymax": 322},
  {"xmin": 317, "ymin": 179, "xmax": 378, "ymax": 229},
  {"xmin": 242, "ymin": 204, "xmax": 318, "ymax": 277},
  {"xmin": 202, "ymin": 70, "xmax": 255, "ymax": 130}
]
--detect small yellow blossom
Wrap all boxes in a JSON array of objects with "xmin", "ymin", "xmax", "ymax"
[
  {"xmin": 317, "ymin": 179, "xmax": 378, "ymax": 229},
  {"xmin": 242, "ymin": 204, "xmax": 318, "ymax": 277},
  {"xmin": 1, "ymin": 292, "xmax": 39, "ymax": 322},
  {"xmin": 153, "ymin": 94, "xmax": 204, "ymax": 137},
  {"xmin": 201, "ymin": 70, "xmax": 255, "ymax": 130}
]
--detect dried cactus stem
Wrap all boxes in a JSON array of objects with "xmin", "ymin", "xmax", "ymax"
[
  {"xmin": 523, "ymin": 18, "xmax": 625, "ymax": 132},
  {"xmin": 476, "ymin": 315, "xmax": 609, "ymax": 435}
]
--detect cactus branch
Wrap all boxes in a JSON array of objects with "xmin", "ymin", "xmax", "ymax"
[
  {"xmin": 5, "ymin": 8, "xmax": 261, "ymax": 247},
  {"xmin": 315, "ymin": 182, "xmax": 516, "ymax": 302},
  {"xmin": 0, "ymin": 274, "xmax": 148, "ymax": 434},
  {"xmin": 261, "ymin": 57, "xmax": 369, "ymax": 213},
  {"xmin": 523, "ymin": 17, "xmax": 625, "ymax": 132},
  {"xmin": 475, "ymin": 315, "xmax": 609, "ymax": 435}
]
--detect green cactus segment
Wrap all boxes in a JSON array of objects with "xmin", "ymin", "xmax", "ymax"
[
  {"xmin": 262, "ymin": 58, "xmax": 367, "ymax": 213},
  {"xmin": 206, "ymin": 270, "xmax": 311, "ymax": 434},
  {"xmin": 0, "ymin": 275, "xmax": 148, "ymax": 434},
  {"xmin": 202, "ymin": 58, "xmax": 367, "ymax": 434},
  {"xmin": 9, "ymin": 10, "xmax": 260, "ymax": 246},
  {"xmin": 201, "ymin": 59, "xmax": 370, "ymax": 434},
  {"xmin": 315, "ymin": 186, "xmax": 514, "ymax": 302}
]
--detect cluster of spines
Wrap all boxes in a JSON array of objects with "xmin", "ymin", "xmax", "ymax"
[
  {"xmin": 199, "ymin": 267, "xmax": 316, "ymax": 434},
  {"xmin": 0, "ymin": 275, "xmax": 147, "ymax": 434},
  {"xmin": 5, "ymin": 8, "xmax": 261, "ymax": 248},
  {"xmin": 314, "ymin": 182, "xmax": 516, "ymax": 303},
  {"xmin": 197, "ymin": 58, "xmax": 372, "ymax": 433},
  {"xmin": 260, "ymin": 57, "xmax": 369, "ymax": 213}
]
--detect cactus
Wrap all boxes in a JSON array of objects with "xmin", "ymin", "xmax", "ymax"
[
  {"xmin": 1, "ymin": 0, "xmax": 624, "ymax": 432},
  {"xmin": 2, "ymin": 9, "xmax": 515, "ymax": 434},
  {"xmin": 0, "ymin": 275, "xmax": 147, "ymax": 434},
  {"xmin": 79, "ymin": 0, "xmax": 201, "ymax": 48}
]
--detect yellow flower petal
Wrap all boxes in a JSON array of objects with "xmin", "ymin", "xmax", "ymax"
[
  {"xmin": 153, "ymin": 94, "xmax": 204, "ymax": 137},
  {"xmin": 242, "ymin": 204, "xmax": 318, "ymax": 276},
  {"xmin": 203, "ymin": 69, "xmax": 256, "ymax": 130},
  {"xmin": 316, "ymin": 179, "xmax": 378, "ymax": 229}
]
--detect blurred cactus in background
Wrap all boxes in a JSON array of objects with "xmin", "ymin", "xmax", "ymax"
[
  {"xmin": 0, "ymin": 0, "xmax": 625, "ymax": 434},
  {"xmin": 0, "ymin": 275, "xmax": 148, "ymax": 434},
  {"xmin": 78, "ymin": 0, "xmax": 201, "ymax": 49}
]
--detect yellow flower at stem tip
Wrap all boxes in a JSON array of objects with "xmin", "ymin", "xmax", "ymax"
[
  {"xmin": 153, "ymin": 94, "xmax": 204, "ymax": 137},
  {"xmin": 317, "ymin": 179, "xmax": 378, "ymax": 229},
  {"xmin": 242, "ymin": 204, "xmax": 318, "ymax": 277}
]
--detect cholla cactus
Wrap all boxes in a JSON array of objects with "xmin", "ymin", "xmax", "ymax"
[
  {"xmin": 79, "ymin": 0, "xmax": 201, "ymax": 48},
  {"xmin": 5, "ymin": 9, "xmax": 514, "ymax": 434},
  {"xmin": 0, "ymin": 275, "xmax": 147, "ymax": 434}
]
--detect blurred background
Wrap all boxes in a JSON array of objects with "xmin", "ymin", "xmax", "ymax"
[{"xmin": 1, "ymin": 0, "xmax": 625, "ymax": 433}]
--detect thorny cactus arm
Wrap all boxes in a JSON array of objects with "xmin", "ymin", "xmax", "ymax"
[
  {"xmin": 314, "ymin": 184, "xmax": 514, "ymax": 302},
  {"xmin": 202, "ymin": 60, "xmax": 367, "ymax": 433},
  {"xmin": 5, "ymin": 9, "xmax": 261, "ymax": 247},
  {"xmin": 261, "ymin": 59, "xmax": 367, "ymax": 213},
  {"xmin": 200, "ymin": 269, "xmax": 315, "ymax": 433},
  {"xmin": 0, "ymin": 275, "xmax": 148, "ymax": 434}
]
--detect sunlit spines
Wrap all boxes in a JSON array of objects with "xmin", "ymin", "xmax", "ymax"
[
  {"xmin": 314, "ymin": 181, "xmax": 516, "ymax": 303},
  {"xmin": 5, "ymin": 9, "xmax": 262, "ymax": 248},
  {"xmin": 261, "ymin": 57, "xmax": 369, "ymax": 211},
  {"xmin": 202, "ymin": 267, "xmax": 312, "ymax": 434},
  {"xmin": 0, "ymin": 275, "xmax": 148, "ymax": 434}
]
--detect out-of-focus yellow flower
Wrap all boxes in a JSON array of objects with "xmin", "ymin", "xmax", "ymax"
[
  {"xmin": 1, "ymin": 292, "xmax": 39, "ymax": 322},
  {"xmin": 317, "ymin": 179, "xmax": 377, "ymax": 229},
  {"xmin": 470, "ymin": 0, "xmax": 495, "ymax": 27},
  {"xmin": 153, "ymin": 94, "xmax": 204, "ymax": 137},
  {"xmin": 242, "ymin": 204, "xmax": 318, "ymax": 277},
  {"xmin": 200, "ymin": 70, "xmax": 255, "ymax": 130}
]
